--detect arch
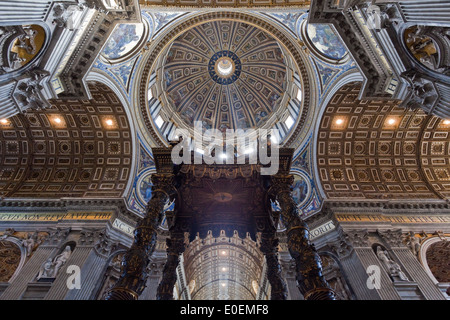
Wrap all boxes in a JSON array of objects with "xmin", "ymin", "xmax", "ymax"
[
  {"xmin": 86, "ymin": 70, "xmax": 138, "ymax": 198},
  {"xmin": 311, "ymin": 71, "xmax": 364, "ymax": 198},
  {"xmin": 419, "ymin": 236, "xmax": 450, "ymax": 285},
  {"xmin": 183, "ymin": 231, "xmax": 265, "ymax": 300}
]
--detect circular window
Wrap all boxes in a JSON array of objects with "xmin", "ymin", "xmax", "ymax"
[{"xmin": 216, "ymin": 57, "xmax": 233, "ymax": 76}]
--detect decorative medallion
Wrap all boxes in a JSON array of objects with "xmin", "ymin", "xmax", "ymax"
[
  {"xmin": 292, "ymin": 172, "xmax": 311, "ymax": 207},
  {"xmin": 208, "ymin": 50, "xmax": 241, "ymax": 85}
]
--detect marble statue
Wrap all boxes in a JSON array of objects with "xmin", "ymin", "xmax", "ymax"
[
  {"xmin": 37, "ymin": 246, "xmax": 72, "ymax": 280},
  {"xmin": 51, "ymin": 246, "xmax": 72, "ymax": 277},
  {"xmin": 390, "ymin": 264, "xmax": 409, "ymax": 281},
  {"xmin": 406, "ymin": 231, "xmax": 421, "ymax": 257},
  {"xmin": 37, "ymin": 258, "xmax": 55, "ymax": 280},
  {"xmin": 376, "ymin": 246, "xmax": 409, "ymax": 281},
  {"xmin": 22, "ymin": 231, "xmax": 38, "ymax": 257}
]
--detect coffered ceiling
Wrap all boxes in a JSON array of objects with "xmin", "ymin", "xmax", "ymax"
[{"xmin": 0, "ymin": 82, "xmax": 133, "ymax": 198}]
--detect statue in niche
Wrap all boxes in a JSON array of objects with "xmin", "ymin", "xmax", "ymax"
[
  {"xmin": 37, "ymin": 258, "xmax": 55, "ymax": 280},
  {"xmin": 405, "ymin": 231, "xmax": 422, "ymax": 257},
  {"xmin": 376, "ymin": 246, "xmax": 409, "ymax": 282},
  {"xmin": 51, "ymin": 246, "xmax": 72, "ymax": 277},
  {"xmin": 21, "ymin": 231, "xmax": 39, "ymax": 257},
  {"xmin": 36, "ymin": 246, "xmax": 72, "ymax": 280}
]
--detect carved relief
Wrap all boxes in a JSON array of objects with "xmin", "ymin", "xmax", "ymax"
[
  {"xmin": 378, "ymin": 229, "xmax": 404, "ymax": 248},
  {"xmin": 13, "ymin": 68, "xmax": 50, "ymax": 112},
  {"xmin": 52, "ymin": 3, "xmax": 83, "ymax": 30},
  {"xmin": 343, "ymin": 230, "xmax": 370, "ymax": 248},
  {"xmin": 94, "ymin": 232, "xmax": 119, "ymax": 257},
  {"xmin": 403, "ymin": 231, "xmax": 424, "ymax": 257},
  {"xmin": 400, "ymin": 73, "xmax": 438, "ymax": 113},
  {"xmin": 329, "ymin": 237, "xmax": 354, "ymax": 259},
  {"xmin": 79, "ymin": 228, "xmax": 105, "ymax": 247},
  {"xmin": 0, "ymin": 229, "xmax": 48, "ymax": 258},
  {"xmin": 405, "ymin": 25, "xmax": 450, "ymax": 74},
  {"xmin": 0, "ymin": 25, "xmax": 45, "ymax": 74},
  {"xmin": 44, "ymin": 228, "xmax": 71, "ymax": 245},
  {"xmin": 21, "ymin": 231, "xmax": 45, "ymax": 257}
]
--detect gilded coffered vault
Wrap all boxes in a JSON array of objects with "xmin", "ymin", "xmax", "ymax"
[
  {"xmin": 317, "ymin": 82, "xmax": 450, "ymax": 200},
  {"xmin": 0, "ymin": 0, "xmax": 449, "ymax": 302},
  {"xmin": 0, "ymin": 82, "xmax": 133, "ymax": 198}
]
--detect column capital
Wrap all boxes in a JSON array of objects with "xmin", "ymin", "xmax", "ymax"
[
  {"xmin": 377, "ymin": 229, "xmax": 405, "ymax": 248},
  {"xmin": 343, "ymin": 229, "xmax": 371, "ymax": 248}
]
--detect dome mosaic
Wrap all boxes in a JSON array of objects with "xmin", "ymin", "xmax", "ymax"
[{"xmin": 163, "ymin": 20, "xmax": 288, "ymax": 132}]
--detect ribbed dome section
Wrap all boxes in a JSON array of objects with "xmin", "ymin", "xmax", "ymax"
[{"xmin": 163, "ymin": 20, "xmax": 287, "ymax": 131}]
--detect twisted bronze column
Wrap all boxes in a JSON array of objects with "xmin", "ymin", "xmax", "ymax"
[
  {"xmin": 270, "ymin": 175, "xmax": 335, "ymax": 300},
  {"xmin": 156, "ymin": 230, "xmax": 185, "ymax": 300},
  {"xmin": 103, "ymin": 174, "xmax": 175, "ymax": 300},
  {"xmin": 260, "ymin": 230, "xmax": 288, "ymax": 300}
]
